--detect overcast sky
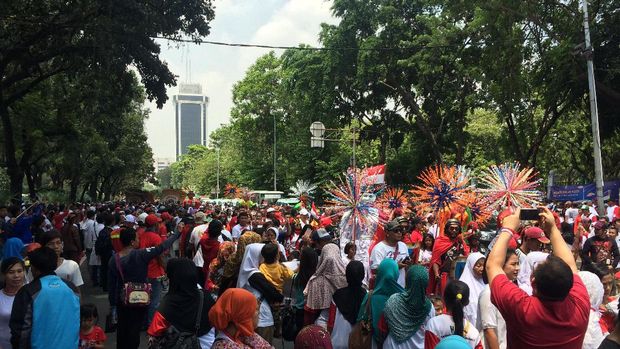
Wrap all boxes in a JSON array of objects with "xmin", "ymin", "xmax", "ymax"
[{"xmin": 144, "ymin": 0, "xmax": 338, "ymax": 160}]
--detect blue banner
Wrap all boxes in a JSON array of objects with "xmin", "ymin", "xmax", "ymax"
[{"xmin": 549, "ymin": 181, "xmax": 620, "ymax": 202}]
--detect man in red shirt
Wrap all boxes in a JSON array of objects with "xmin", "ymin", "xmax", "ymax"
[
  {"xmin": 486, "ymin": 207, "xmax": 589, "ymax": 349},
  {"xmin": 140, "ymin": 214, "xmax": 166, "ymax": 328}
]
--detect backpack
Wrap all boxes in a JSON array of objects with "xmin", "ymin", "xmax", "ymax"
[
  {"xmin": 148, "ymin": 291, "xmax": 204, "ymax": 349},
  {"xmin": 95, "ymin": 227, "xmax": 113, "ymax": 256}
]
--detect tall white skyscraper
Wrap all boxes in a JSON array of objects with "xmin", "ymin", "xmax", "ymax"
[{"xmin": 174, "ymin": 83, "xmax": 209, "ymax": 159}]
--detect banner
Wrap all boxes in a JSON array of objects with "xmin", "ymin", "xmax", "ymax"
[{"xmin": 549, "ymin": 181, "xmax": 620, "ymax": 202}]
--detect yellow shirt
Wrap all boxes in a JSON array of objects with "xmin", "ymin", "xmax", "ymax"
[{"xmin": 259, "ymin": 262, "xmax": 294, "ymax": 293}]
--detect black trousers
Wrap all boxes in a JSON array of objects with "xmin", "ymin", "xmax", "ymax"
[
  {"xmin": 101, "ymin": 254, "xmax": 111, "ymax": 292},
  {"xmin": 116, "ymin": 305, "xmax": 147, "ymax": 349}
]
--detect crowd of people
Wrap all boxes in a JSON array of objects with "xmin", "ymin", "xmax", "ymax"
[{"xmin": 0, "ymin": 196, "xmax": 619, "ymax": 348}]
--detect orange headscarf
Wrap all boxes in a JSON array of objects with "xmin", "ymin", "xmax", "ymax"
[{"xmin": 208, "ymin": 288, "xmax": 257, "ymax": 341}]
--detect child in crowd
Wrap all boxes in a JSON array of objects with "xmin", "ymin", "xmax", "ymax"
[
  {"xmin": 259, "ymin": 243, "xmax": 296, "ymax": 338},
  {"xmin": 418, "ymin": 234, "xmax": 434, "ymax": 269},
  {"xmin": 79, "ymin": 304, "xmax": 106, "ymax": 349},
  {"xmin": 431, "ymin": 296, "xmax": 444, "ymax": 316}
]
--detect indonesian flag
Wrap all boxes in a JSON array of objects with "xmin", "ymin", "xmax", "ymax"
[{"xmin": 364, "ymin": 164, "xmax": 386, "ymax": 184}]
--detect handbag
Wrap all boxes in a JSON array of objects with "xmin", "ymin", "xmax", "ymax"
[
  {"xmin": 149, "ymin": 291, "xmax": 205, "ymax": 349},
  {"xmin": 281, "ymin": 276, "xmax": 298, "ymax": 341},
  {"xmin": 348, "ymin": 291, "xmax": 373, "ymax": 349},
  {"xmin": 115, "ymin": 253, "xmax": 152, "ymax": 307}
]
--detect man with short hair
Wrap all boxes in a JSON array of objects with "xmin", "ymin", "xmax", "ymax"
[
  {"xmin": 231, "ymin": 211, "xmax": 251, "ymax": 241},
  {"xmin": 487, "ymin": 207, "xmax": 589, "ymax": 348},
  {"xmin": 10, "ymin": 247, "xmax": 80, "ymax": 348},
  {"xmin": 370, "ymin": 219, "xmax": 410, "ymax": 287},
  {"xmin": 581, "ymin": 221, "xmax": 620, "ymax": 272}
]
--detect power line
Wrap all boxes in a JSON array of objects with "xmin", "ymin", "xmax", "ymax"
[{"xmin": 152, "ymin": 36, "xmax": 455, "ymax": 51}]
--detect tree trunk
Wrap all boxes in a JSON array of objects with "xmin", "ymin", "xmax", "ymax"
[
  {"xmin": 0, "ymin": 102, "xmax": 23, "ymax": 204},
  {"xmin": 88, "ymin": 181, "xmax": 98, "ymax": 202},
  {"xmin": 69, "ymin": 176, "xmax": 79, "ymax": 202}
]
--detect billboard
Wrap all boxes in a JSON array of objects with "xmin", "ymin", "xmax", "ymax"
[{"xmin": 549, "ymin": 181, "xmax": 620, "ymax": 202}]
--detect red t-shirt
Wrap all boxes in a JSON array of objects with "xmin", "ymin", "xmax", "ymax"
[
  {"xmin": 139, "ymin": 230, "xmax": 164, "ymax": 278},
  {"xmin": 79, "ymin": 326, "xmax": 106, "ymax": 349},
  {"xmin": 490, "ymin": 273, "xmax": 589, "ymax": 348},
  {"xmin": 111, "ymin": 228, "xmax": 123, "ymax": 253}
]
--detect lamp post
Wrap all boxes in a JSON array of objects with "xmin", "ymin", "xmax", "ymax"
[
  {"xmin": 581, "ymin": 0, "xmax": 605, "ymax": 216},
  {"xmin": 273, "ymin": 114, "xmax": 277, "ymax": 191},
  {"xmin": 216, "ymin": 146, "xmax": 220, "ymax": 199}
]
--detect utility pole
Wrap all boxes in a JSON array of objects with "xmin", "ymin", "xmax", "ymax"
[
  {"xmin": 273, "ymin": 114, "xmax": 277, "ymax": 191},
  {"xmin": 581, "ymin": 0, "xmax": 605, "ymax": 216},
  {"xmin": 216, "ymin": 147, "xmax": 220, "ymax": 199}
]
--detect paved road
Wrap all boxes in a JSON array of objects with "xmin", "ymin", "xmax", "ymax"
[{"xmin": 80, "ymin": 263, "xmax": 293, "ymax": 348}]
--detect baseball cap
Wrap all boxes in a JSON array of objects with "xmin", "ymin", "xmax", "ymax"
[
  {"xmin": 266, "ymin": 207, "xmax": 276, "ymax": 213},
  {"xmin": 137, "ymin": 212, "xmax": 148, "ymax": 224},
  {"xmin": 145, "ymin": 214, "xmax": 162, "ymax": 227},
  {"xmin": 385, "ymin": 219, "xmax": 401, "ymax": 232},
  {"xmin": 194, "ymin": 211, "xmax": 207, "ymax": 223},
  {"xmin": 581, "ymin": 205, "xmax": 589, "ymax": 210},
  {"xmin": 299, "ymin": 208, "xmax": 309, "ymax": 216},
  {"xmin": 593, "ymin": 221, "xmax": 607, "ymax": 230},
  {"xmin": 125, "ymin": 215, "xmax": 137, "ymax": 224},
  {"xmin": 524, "ymin": 226, "xmax": 550, "ymax": 243}
]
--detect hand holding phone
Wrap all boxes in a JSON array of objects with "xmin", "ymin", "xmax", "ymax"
[{"xmin": 519, "ymin": 208, "xmax": 540, "ymax": 221}]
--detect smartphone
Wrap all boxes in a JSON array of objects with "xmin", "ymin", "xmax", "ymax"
[{"xmin": 520, "ymin": 208, "xmax": 540, "ymax": 221}]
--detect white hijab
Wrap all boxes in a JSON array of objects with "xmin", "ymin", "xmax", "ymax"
[
  {"xmin": 518, "ymin": 251, "xmax": 549, "ymax": 295},
  {"xmin": 579, "ymin": 271, "xmax": 606, "ymax": 349},
  {"xmin": 459, "ymin": 252, "xmax": 486, "ymax": 327},
  {"xmin": 236, "ymin": 243, "xmax": 265, "ymax": 289}
]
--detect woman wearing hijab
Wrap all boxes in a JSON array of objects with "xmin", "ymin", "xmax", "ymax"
[
  {"xmin": 207, "ymin": 242, "xmax": 236, "ymax": 292},
  {"xmin": 358, "ymin": 258, "xmax": 405, "ymax": 348},
  {"xmin": 295, "ymin": 325, "xmax": 333, "ymax": 349},
  {"xmin": 458, "ymin": 252, "xmax": 486, "ymax": 327},
  {"xmin": 236, "ymin": 243, "xmax": 283, "ymax": 343},
  {"xmin": 2, "ymin": 238, "xmax": 24, "ymax": 260},
  {"xmin": 328, "ymin": 260, "xmax": 366, "ymax": 349},
  {"xmin": 147, "ymin": 258, "xmax": 217, "ymax": 348},
  {"xmin": 209, "ymin": 288, "xmax": 273, "ymax": 349},
  {"xmin": 220, "ymin": 232, "xmax": 263, "ymax": 295},
  {"xmin": 381, "ymin": 265, "xmax": 434, "ymax": 348},
  {"xmin": 517, "ymin": 251, "xmax": 549, "ymax": 295},
  {"xmin": 578, "ymin": 271, "xmax": 606, "ymax": 349},
  {"xmin": 304, "ymin": 244, "xmax": 347, "ymax": 327}
]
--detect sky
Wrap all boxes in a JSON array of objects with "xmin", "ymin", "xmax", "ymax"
[{"xmin": 144, "ymin": 0, "xmax": 339, "ymax": 160}]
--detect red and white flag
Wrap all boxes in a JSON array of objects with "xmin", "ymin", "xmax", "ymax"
[{"xmin": 364, "ymin": 164, "xmax": 386, "ymax": 184}]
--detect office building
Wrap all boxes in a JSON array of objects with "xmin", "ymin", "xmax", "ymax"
[{"xmin": 174, "ymin": 83, "xmax": 209, "ymax": 158}]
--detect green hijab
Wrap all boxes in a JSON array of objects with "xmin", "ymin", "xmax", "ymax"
[
  {"xmin": 358, "ymin": 258, "xmax": 404, "ymax": 342},
  {"xmin": 384, "ymin": 265, "xmax": 432, "ymax": 343}
]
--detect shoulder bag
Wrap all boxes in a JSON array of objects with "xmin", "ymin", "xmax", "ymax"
[{"xmin": 115, "ymin": 253, "xmax": 152, "ymax": 307}]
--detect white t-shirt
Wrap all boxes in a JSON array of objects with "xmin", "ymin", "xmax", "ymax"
[
  {"xmin": 231, "ymin": 224, "xmax": 251, "ymax": 240},
  {"xmin": 479, "ymin": 285, "xmax": 507, "ymax": 349},
  {"xmin": 565, "ymin": 208, "xmax": 579, "ymax": 224},
  {"xmin": 383, "ymin": 308, "xmax": 434, "ymax": 349},
  {"xmin": 56, "ymin": 259, "xmax": 84, "ymax": 287},
  {"xmin": 369, "ymin": 241, "xmax": 409, "ymax": 287},
  {"xmin": 0, "ymin": 291, "xmax": 15, "ymax": 349},
  {"xmin": 425, "ymin": 314, "xmax": 481, "ymax": 348}
]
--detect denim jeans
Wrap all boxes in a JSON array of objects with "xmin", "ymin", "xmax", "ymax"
[{"xmin": 146, "ymin": 277, "xmax": 163, "ymax": 326}]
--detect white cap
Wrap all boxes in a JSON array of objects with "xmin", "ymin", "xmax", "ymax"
[
  {"xmin": 138, "ymin": 212, "xmax": 148, "ymax": 223},
  {"xmin": 266, "ymin": 207, "xmax": 276, "ymax": 213},
  {"xmin": 299, "ymin": 208, "xmax": 309, "ymax": 216},
  {"xmin": 125, "ymin": 214, "xmax": 137, "ymax": 224}
]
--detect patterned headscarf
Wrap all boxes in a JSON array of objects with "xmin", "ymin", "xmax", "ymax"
[
  {"xmin": 384, "ymin": 265, "xmax": 432, "ymax": 343},
  {"xmin": 209, "ymin": 241, "xmax": 236, "ymax": 274},
  {"xmin": 304, "ymin": 244, "xmax": 347, "ymax": 310},
  {"xmin": 223, "ymin": 232, "xmax": 262, "ymax": 279},
  {"xmin": 294, "ymin": 325, "xmax": 333, "ymax": 349}
]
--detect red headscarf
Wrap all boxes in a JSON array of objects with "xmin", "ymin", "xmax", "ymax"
[{"xmin": 294, "ymin": 325, "xmax": 333, "ymax": 349}]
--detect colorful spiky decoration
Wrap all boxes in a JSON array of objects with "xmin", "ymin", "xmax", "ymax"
[
  {"xmin": 377, "ymin": 187, "xmax": 410, "ymax": 215},
  {"xmin": 409, "ymin": 165, "xmax": 473, "ymax": 213},
  {"xmin": 224, "ymin": 184, "xmax": 239, "ymax": 199},
  {"xmin": 289, "ymin": 180, "xmax": 318, "ymax": 198},
  {"xmin": 477, "ymin": 162, "xmax": 542, "ymax": 208},
  {"xmin": 409, "ymin": 165, "xmax": 475, "ymax": 234},
  {"xmin": 325, "ymin": 169, "xmax": 385, "ymax": 240}
]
